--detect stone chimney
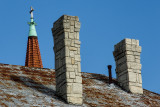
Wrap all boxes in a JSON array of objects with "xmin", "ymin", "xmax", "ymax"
[
  {"xmin": 113, "ymin": 38, "xmax": 143, "ymax": 94},
  {"xmin": 52, "ymin": 15, "xmax": 83, "ymax": 105}
]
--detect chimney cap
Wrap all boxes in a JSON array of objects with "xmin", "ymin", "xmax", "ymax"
[{"xmin": 108, "ymin": 65, "xmax": 112, "ymax": 69}]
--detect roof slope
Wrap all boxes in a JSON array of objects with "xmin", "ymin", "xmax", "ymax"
[{"xmin": 0, "ymin": 63, "xmax": 160, "ymax": 107}]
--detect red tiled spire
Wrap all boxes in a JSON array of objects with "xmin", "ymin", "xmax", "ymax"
[
  {"xmin": 25, "ymin": 7, "xmax": 43, "ymax": 68},
  {"xmin": 25, "ymin": 36, "xmax": 43, "ymax": 68}
]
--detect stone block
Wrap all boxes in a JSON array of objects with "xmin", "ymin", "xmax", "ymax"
[
  {"xmin": 75, "ymin": 76, "xmax": 82, "ymax": 83},
  {"xmin": 129, "ymin": 86, "xmax": 143, "ymax": 94},
  {"xmin": 70, "ymin": 21, "xmax": 75, "ymax": 26},
  {"xmin": 126, "ymin": 55, "xmax": 135, "ymax": 62},
  {"xmin": 68, "ymin": 97, "xmax": 83, "ymax": 105},
  {"xmin": 67, "ymin": 94, "xmax": 83, "ymax": 98},
  {"xmin": 75, "ymin": 16, "xmax": 79, "ymax": 21},
  {"xmin": 125, "ymin": 51, "xmax": 133, "ymax": 55},
  {"xmin": 66, "ymin": 72, "xmax": 70, "ymax": 78},
  {"xmin": 69, "ymin": 33, "xmax": 74, "ymax": 39},
  {"xmin": 69, "ymin": 47, "xmax": 77, "ymax": 51},
  {"xmin": 75, "ymin": 40, "xmax": 81, "ymax": 45},
  {"xmin": 135, "ymin": 59, "xmax": 140, "ymax": 63},
  {"xmin": 66, "ymin": 67, "xmax": 74, "ymax": 72},
  {"xmin": 131, "ymin": 39, "xmax": 137, "ymax": 45},
  {"xmin": 136, "ymin": 40, "xmax": 139, "ymax": 46},
  {"xmin": 71, "ymin": 58, "xmax": 75, "ymax": 64},
  {"xmin": 137, "ymin": 46, "xmax": 142, "ymax": 52},
  {"xmin": 70, "ymin": 51, "xmax": 75, "ymax": 57},
  {"xmin": 66, "ymin": 57, "xmax": 71, "ymax": 64},
  {"xmin": 76, "ymin": 32, "xmax": 79, "ymax": 40},
  {"xmin": 65, "ymin": 47, "xmax": 70, "ymax": 57},
  {"xmin": 63, "ymin": 23, "xmax": 70, "ymax": 29},
  {"xmin": 75, "ymin": 44, "xmax": 80, "ymax": 48},
  {"xmin": 135, "ymin": 56, "xmax": 140, "ymax": 59},
  {"xmin": 117, "ymin": 69, "xmax": 128, "ymax": 76},
  {"xmin": 77, "ymin": 48, "xmax": 80, "ymax": 54},
  {"xmin": 70, "ymin": 26, "xmax": 74, "ymax": 32},
  {"xmin": 128, "ymin": 70, "xmax": 138, "ymax": 83},
  {"xmin": 116, "ymin": 63, "xmax": 128, "ymax": 72},
  {"xmin": 132, "ymin": 69, "xmax": 141, "ymax": 73},
  {"xmin": 75, "ymin": 21, "xmax": 81, "ymax": 28},
  {"xmin": 75, "ymin": 28, "xmax": 80, "ymax": 32},
  {"xmin": 72, "ymin": 65, "xmax": 78, "ymax": 70},
  {"xmin": 129, "ymin": 82, "xmax": 142, "ymax": 87},
  {"xmin": 138, "ymin": 73, "xmax": 142, "ymax": 83},
  {"xmin": 71, "ymin": 16, "xmax": 76, "ymax": 20},
  {"xmin": 64, "ymin": 39, "xmax": 71, "ymax": 46},
  {"xmin": 66, "ymin": 78, "xmax": 74, "ymax": 83},
  {"xmin": 70, "ymin": 72, "xmax": 75, "ymax": 79},
  {"xmin": 64, "ymin": 28, "xmax": 70, "ymax": 32},
  {"xmin": 124, "ymin": 38, "xmax": 132, "ymax": 44},
  {"xmin": 127, "ymin": 62, "xmax": 141, "ymax": 70},
  {"xmin": 64, "ymin": 15, "xmax": 68, "ymax": 19},
  {"xmin": 78, "ymin": 62, "xmax": 81, "ymax": 72},
  {"xmin": 125, "ymin": 44, "xmax": 132, "ymax": 51},
  {"xmin": 71, "ymin": 40, "xmax": 75, "ymax": 47},
  {"xmin": 117, "ymin": 73, "xmax": 128, "ymax": 82},
  {"xmin": 72, "ymin": 83, "xmax": 82, "ymax": 94},
  {"xmin": 67, "ymin": 85, "xmax": 72, "ymax": 94},
  {"xmin": 75, "ymin": 55, "xmax": 81, "ymax": 61},
  {"xmin": 133, "ymin": 52, "xmax": 140, "ymax": 56}
]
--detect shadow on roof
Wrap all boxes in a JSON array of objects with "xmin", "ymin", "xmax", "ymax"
[{"xmin": 10, "ymin": 75, "xmax": 66, "ymax": 104}]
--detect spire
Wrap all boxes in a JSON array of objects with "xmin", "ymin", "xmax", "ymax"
[
  {"xmin": 25, "ymin": 7, "xmax": 43, "ymax": 68},
  {"xmin": 28, "ymin": 6, "xmax": 37, "ymax": 37}
]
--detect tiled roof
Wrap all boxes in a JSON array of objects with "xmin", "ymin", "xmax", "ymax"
[
  {"xmin": 25, "ymin": 36, "xmax": 43, "ymax": 68},
  {"xmin": 0, "ymin": 63, "xmax": 160, "ymax": 106}
]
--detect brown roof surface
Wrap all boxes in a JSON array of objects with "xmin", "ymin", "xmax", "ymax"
[{"xmin": 0, "ymin": 63, "xmax": 160, "ymax": 107}]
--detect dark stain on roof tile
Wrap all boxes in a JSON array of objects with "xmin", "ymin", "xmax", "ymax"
[{"xmin": 0, "ymin": 63, "xmax": 160, "ymax": 106}]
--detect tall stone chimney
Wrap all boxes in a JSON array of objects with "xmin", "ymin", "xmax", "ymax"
[
  {"xmin": 25, "ymin": 7, "xmax": 43, "ymax": 68},
  {"xmin": 113, "ymin": 38, "xmax": 143, "ymax": 94},
  {"xmin": 52, "ymin": 15, "xmax": 83, "ymax": 105}
]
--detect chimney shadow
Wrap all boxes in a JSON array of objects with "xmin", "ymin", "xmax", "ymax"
[{"xmin": 10, "ymin": 75, "xmax": 67, "ymax": 104}]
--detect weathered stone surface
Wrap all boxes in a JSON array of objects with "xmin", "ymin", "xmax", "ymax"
[
  {"xmin": 75, "ymin": 76, "xmax": 82, "ymax": 83},
  {"xmin": 113, "ymin": 38, "xmax": 143, "ymax": 94},
  {"xmin": 52, "ymin": 15, "xmax": 83, "ymax": 105},
  {"xmin": 73, "ymin": 83, "xmax": 83, "ymax": 94},
  {"xmin": 129, "ymin": 86, "xmax": 143, "ymax": 94},
  {"xmin": 70, "ymin": 72, "xmax": 75, "ymax": 78},
  {"xmin": 128, "ymin": 72, "xmax": 137, "ymax": 82},
  {"xmin": 67, "ymin": 97, "xmax": 83, "ymax": 105}
]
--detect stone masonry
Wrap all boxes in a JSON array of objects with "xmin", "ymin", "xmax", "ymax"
[
  {"xmin": 52, "ymin": 15, "xmax": 83, "ymax": 105},
  {"xmin": 113, "ymin": 38, "xmax": 143, "ymax": 94}
]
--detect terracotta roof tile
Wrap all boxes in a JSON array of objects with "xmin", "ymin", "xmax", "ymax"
[{"xmin": 0, "ymin": 63, "xmax": 160, "ymax": 106}]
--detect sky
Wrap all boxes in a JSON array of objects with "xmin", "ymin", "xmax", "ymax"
[{"xmin": 0, "ymin": 0, "xmax": 160, "ymax": 94}]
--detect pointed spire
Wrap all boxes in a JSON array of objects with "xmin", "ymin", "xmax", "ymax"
[
  {"xmin": 28, "ymin": 6, "xmax": 37, "ymax": 37},
  {"xmin": 25, "ymin": 7, "xmax": 43, "ymax": 68}
]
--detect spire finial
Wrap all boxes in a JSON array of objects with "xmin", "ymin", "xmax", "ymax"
[
  {"xmin": 30, "ymin": 6, "xmax": 34, "ymax": 18},
  {"xmin": 28, "ymin": 6, "xmax": 37, "ymax": 37}
]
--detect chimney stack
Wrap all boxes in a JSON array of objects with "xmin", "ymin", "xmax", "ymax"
[
  {"xmin": 52, "ymin": 15, "xmax": 83, "ymax": 105},
  {"xmin": 113, "ymin": 38, "xmax": 143, "ymax": 94}
]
